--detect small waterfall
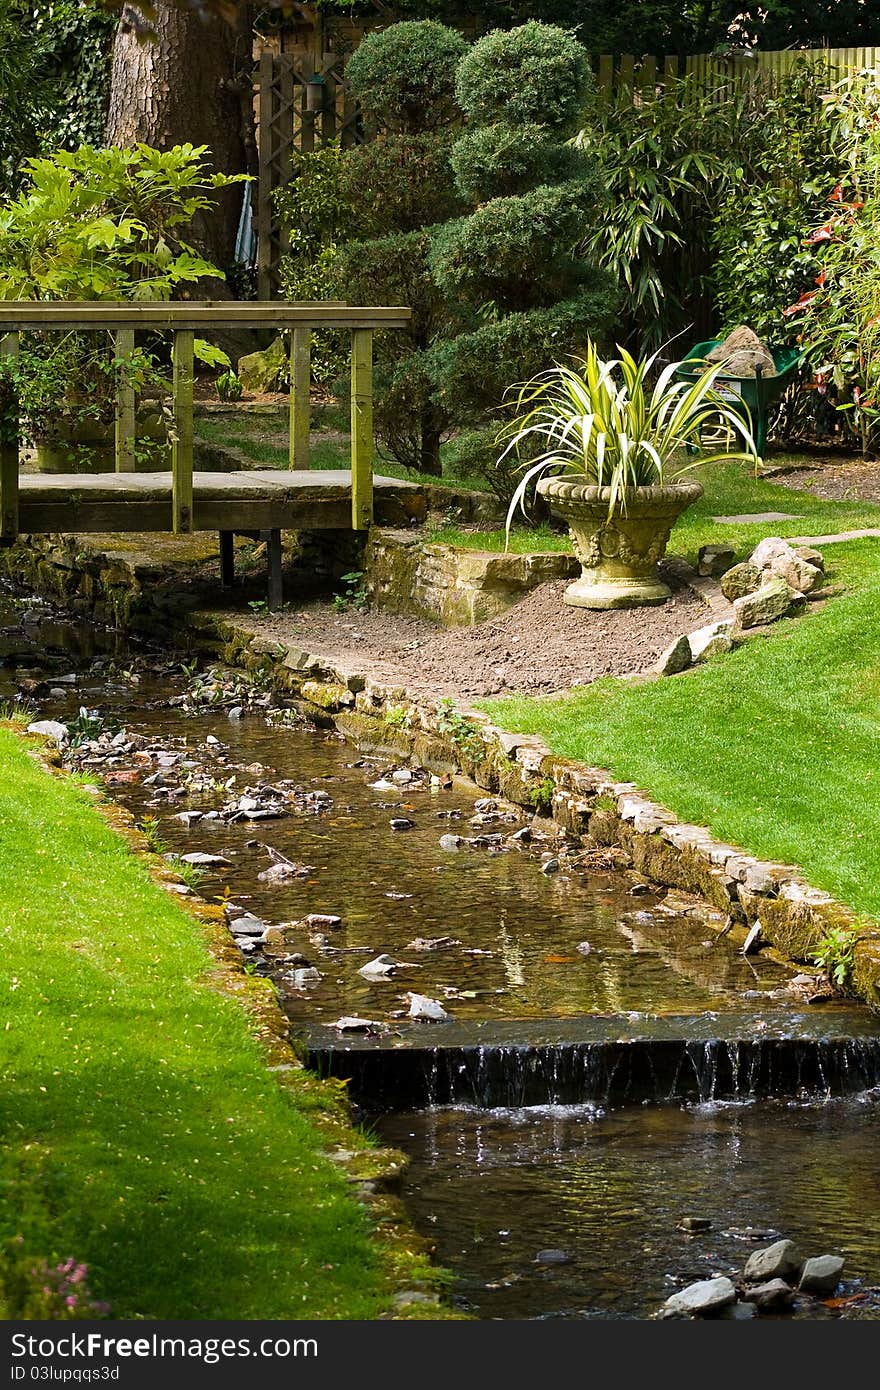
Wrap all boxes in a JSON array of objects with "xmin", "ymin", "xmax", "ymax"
[{"xmin": 306, "ymin": 1034, "xmax": 880, "ymax": 1112}]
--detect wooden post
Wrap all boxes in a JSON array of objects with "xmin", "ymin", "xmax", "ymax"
[
  {"xmin": 0, "ymin": 332, "xmax": 19, "ymax": 541},
  {"xmin": 219, "ymin": 530, "xmax": 235, "ymax": 587},
  {"xmin": 266, "ymin": 528, "xmax": 283, "ymax": 610},
  {"xmin": 171, "ymin": 329, "xmax": 194, "ymax": 534},
  {"xmin": 350, "ymin": 328, "xmax": 373, "ymax": 531},
  {"xmin": 114, "ymin": 327, "xmax": 136, "ymax": 472},
  {"xmin": 289, "ymin": 327, "xmax": 310, "ymax": 469}
]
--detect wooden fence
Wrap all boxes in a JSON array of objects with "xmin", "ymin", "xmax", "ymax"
[
  {"xmin": 256, "ymin": 51, "xmax": 366, "ymax": 299},
  {"xmin": 593, "ymin": 45, "xmax": 880, "ymax": 101},
  {"xmin": 254, "ymin": 42, "xmax": 880, "ymax": 297}
]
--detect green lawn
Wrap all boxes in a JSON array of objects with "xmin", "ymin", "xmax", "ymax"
[
  {"xmin": 481, "ymin": 458, "xmax": 880, "ymax": 921},
  {"xmin": 193, "ymin": 414, "xmax": 493, "ymax": 492},
  {"xmin": 671, "ymin": 455, "xmax": 880, "ymax": 559},
  {"xmin": 426, "ymin": 523, "xmax": 572, "ymax": 553},
  {"xmin": 0, "ymin": 729, "xmax": 405, "ymax": 1319}
]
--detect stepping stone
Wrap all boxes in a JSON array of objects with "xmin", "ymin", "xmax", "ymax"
[{"xmin": 712, "ymin": 512, "xmax": 801, "ymax": 524}]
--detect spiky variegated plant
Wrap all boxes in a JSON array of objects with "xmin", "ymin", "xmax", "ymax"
[{"xmin": 500, "ymin": 342, "xmax": 758, "ymax": 540}]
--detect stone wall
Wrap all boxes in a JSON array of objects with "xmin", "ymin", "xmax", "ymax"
[{"xmin": 364, "ymin": 530, "xmax": 579, "ymax": 626}]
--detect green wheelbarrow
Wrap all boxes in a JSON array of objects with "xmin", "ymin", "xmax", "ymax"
[{"xmin": 675, "ymin": 339, "xmax": 804, "ymax": 455}]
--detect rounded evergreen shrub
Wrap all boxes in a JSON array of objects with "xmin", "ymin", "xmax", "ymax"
[
  {"xmin": 345, "ymin": 19, "xmax": 468, "ymax": 131},
  {"xmin": 430, "ymin": 181, "xmax": 598, "ymax": 305},
  {"xmin": 450, "ymin": 124, "xmax": 589, "ymax": 203},
  {"xmin": 340, "ymin": 132, "xmax": 466, "ymax": 234},
  {"xmin": 426, "ymin": 22, "xmax": 613, "ymax": 426},
  {"xmin": 455, "ymin": 20, "xmax": 590, "ymax": 130}
]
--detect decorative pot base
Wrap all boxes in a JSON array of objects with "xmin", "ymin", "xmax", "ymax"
[
  {"xmin": 537, "ymin": 477, "xmax": 704, "ymax": 612},
  {"xmin": 563, "ymin": 573, "xmax": 671, "ymax": 609}
]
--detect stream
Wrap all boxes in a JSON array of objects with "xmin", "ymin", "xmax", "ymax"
[{"xmin": 3, "ymin": 583, "xmax": 879, "ymax": 1320}]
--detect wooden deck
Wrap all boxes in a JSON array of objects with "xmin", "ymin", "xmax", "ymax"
[{"xmin": 16, "ymin": 468, "xmax": 422, "ymax": 535}]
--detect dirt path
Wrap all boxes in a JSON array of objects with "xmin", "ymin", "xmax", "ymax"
[
  {"xmin": 256, "ymin": 571, "xmax": 707, "ymax": 700},
  {"xmin": 776, "ymin": 458, "xmax": 880, "ymax": 504}
]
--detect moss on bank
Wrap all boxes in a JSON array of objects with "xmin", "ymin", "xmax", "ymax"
[{"xmin": 0, "ymin": 726, "xmax": 444, "ymax": 1319}]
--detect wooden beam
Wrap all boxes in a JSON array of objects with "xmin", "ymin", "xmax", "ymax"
[
  {"xmin": 0, "ymin": 332, "xmax": 19, "ymax": 541},
  {"xmin": 0, "ymin": 302, "xmax": 412, "ymax": 332},
  {"xmin": 114, "ymin": 328, "xmax": 136, "ymax": 472},
  {"xmin": 171, "ymin": 330, "xmax": 194, "ymax": 534},
  {"xmin": 350, "ymin": 328, "xmax": 373, "ymax": 531},
  {"xmin": 289, "ymin": 327, "xmax": 311, "ymax": 469}
]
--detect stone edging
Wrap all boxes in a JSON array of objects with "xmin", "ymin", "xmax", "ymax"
[{"xmin": 211, "ymin": 612, "xmax": 880, "ymax": 1013}]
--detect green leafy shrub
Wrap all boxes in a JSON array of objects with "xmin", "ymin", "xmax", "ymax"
[
  {"xmin": 450, "ymin": 124, "xmax": 585, "ymax": 203},
  {"xmin": 789, "ymin": 70, "xmax": 880, "ymax": 456},
  {"xmin": 427, "ymin": 23, "xmax": 613, "ymax": 433},
  {"xmin": 810, "ymin": 924, "xmax": 859, "ymax": 990},
  {"xmin": 454, "ymin": 20, "xmax": 587, "ymax": 129},
  {"xmin": 431, "ymin": 181, "xmax": 598, "ymax": 305},
  {"xmin": 275, "ymin": 141, "xmax": 356, "ymax": 388},
  {"xmin": 0, "ymin": 143, "xmax": 243, "ymax": 451},
  {"xmin": 344, "ymin": 19, "xmax": 467, "ymax": 131},
  {"xmin": 0, "ymin": 143, "xmax": 240, "ymax": 301},
  {"xmin": 581, "ymin": 60, "xmax": 834, "ymax": 357},
  {"xmin": 332, "ymin": 22, "xmax": 468, "ymax": 473},
  {"xmin": 710, "ymin": 60, "xmax": 835, "ymax": 344}
]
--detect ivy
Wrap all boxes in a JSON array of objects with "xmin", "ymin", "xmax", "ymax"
[{"xmin": 0, "ymin": 1, "xmax": 116, "ymax": 198}]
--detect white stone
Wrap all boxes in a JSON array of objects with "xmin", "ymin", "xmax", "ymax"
[
  {"xmin": 407, "ymin": 992, "xmax": 450, "ymax": 1022},
  {"xmin": 27, "ymin": 719, "xmax": 69, "ymax": 744},
  {"xmin": 662, "ymin": 1277, "xmax": 737, "ymax": 1317},
  {"xmin": 750, "ymin": 536, "xmax": 794, "ymax": 570},
  {"xmin": 688, "ymin": 620, "xmax": 734, "ymax": 663}
]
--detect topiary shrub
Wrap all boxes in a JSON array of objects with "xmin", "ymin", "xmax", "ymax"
[
  {"xmin": 425, "ymin": 22, "xmax": 615, "ymax": 448},
  {"xmin": 331, "ymin": 20, "xmax": 469, "ymax": 473},
  {"xmin": 344, "ymin": 19, "xmax": 468, "ymax": 132},
  {"xmin": 454, "ymin": 20, "xmax": 589, "ymax": 130}
]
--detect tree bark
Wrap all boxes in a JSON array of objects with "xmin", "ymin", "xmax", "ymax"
[{"xmin": 105, "ymin": 3, "xmax": 255, "ymax": 274}]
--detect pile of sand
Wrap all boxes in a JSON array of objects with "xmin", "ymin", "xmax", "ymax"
[{"xmin": 706, "ymin": 325, "xmax": 776, "ymax": 378}]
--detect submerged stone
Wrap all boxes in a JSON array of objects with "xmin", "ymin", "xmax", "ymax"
[{"xmin": 661, "ymin": 1276, "xmax": 737, "ymax": 1317}]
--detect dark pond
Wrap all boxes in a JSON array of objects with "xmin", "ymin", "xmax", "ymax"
[{"xmin": 378, "ymin": 1093, "xmax": 880, "ymax": 1319}]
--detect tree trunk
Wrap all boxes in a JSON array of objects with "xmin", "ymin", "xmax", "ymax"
[
  {"xmin": 419, "ymin": 408, "xmax": 444, "ymax": 477},
  {"xmin": 105, "ymin": 4, "xmax": 255, "ymax": 275}
]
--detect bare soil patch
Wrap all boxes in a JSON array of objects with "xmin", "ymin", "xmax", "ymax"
[
  {"xmin": 257, "ymin": 570, "xmax": 707, "ymax": 700},
  {"xmin": 776, "ymin": 458, "xmax": 880, "ymax": 504}
]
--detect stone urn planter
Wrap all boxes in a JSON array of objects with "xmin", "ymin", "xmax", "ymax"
[
  {"xmin": 537, "ymin": 477, "xmax": 704, "ymax": 609},
  {"xmin": 34, "ymin": 407, "xmax": 170, "ymax": 474}
]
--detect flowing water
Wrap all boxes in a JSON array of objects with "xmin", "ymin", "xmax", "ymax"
[{"xmin": 3, "ymin": 584, "xmax": 879, "ymax": 1319}]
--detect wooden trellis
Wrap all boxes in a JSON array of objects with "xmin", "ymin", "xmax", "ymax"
[{"xmin": 256, "ymin": 52, "xmax": 365, "ymax": 299}]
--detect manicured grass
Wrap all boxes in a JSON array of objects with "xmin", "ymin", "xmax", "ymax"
[
  {"xmin": 670, "ymin": 456, "xmax": 880, "ymax": 558},
  {"xmin": 483, "ymin": 537, "xmax": 880, "ymax": 920},
  {"xmin": 426, "ymin": 524, "xmax": 572, "ymax": 553},
  {"xmin": 0, "ymin": 730, "xmax": 400, "ymax": 1319},
  {"xmin": 194, "ymin": 414, "xmax": 492, "ymax": 491}
]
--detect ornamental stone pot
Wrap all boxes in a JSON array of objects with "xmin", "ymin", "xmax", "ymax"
[
  {"xmin": 536, "ymin": 477, "xmax": 704, "ymax": 609},
  {"xmin": 34, "ymin": 408, "xmax": 170, "ymax": 474}
]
